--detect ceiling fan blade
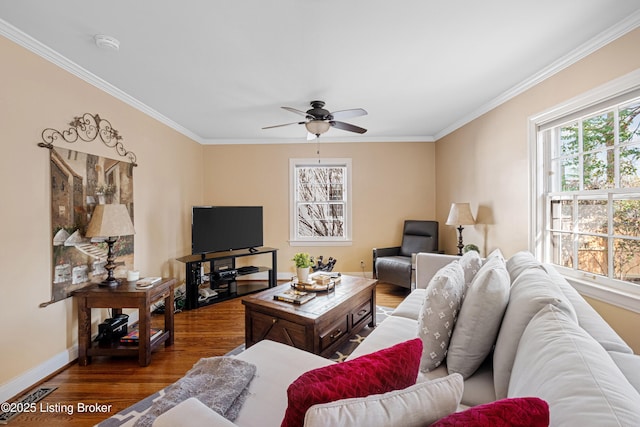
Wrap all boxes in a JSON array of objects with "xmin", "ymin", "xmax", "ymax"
[
  {"xmin": 282, "ymin": 106, "xmax": 311, "ymax": 117},
  {"xmin": 262, "ymin": 121, "xmax": 304, "ymax": 130},
  {"xmin": 330, "ymin": 121, "xmax": 367, "ymax": 134},
  {"xmin": 330, "ymin": 108, "xmax": 368, "ymax": 120}
]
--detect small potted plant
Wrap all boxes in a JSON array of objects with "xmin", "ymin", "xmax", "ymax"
[
  {"xmin": 292, "ymin": 252, "xmax": 313, "ymax": 283},
  {"xmin": 463, "ymin": 243, "xmax": 480, "ymax": 254}
]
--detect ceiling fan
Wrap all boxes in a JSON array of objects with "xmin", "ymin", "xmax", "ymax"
[{"xmin": 263, "ymin": 100, "xmax": 367, "ymax": 140}]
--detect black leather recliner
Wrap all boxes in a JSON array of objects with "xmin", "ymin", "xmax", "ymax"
[{"xmin": 373, "ymin": 220, "xmax": 439, "ymax": 290}]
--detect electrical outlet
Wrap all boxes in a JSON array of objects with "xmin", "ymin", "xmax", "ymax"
[{"xmin": 360, "ymin": 260, "xmax": 365, "ymax": 268}]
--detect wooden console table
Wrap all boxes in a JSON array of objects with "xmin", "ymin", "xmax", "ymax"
[{"xmin": 74, "ymin": 278, "xmax": 176, "ymax": 367}]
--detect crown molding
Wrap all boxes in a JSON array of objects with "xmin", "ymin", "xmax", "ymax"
[
  {"xmin": 201, "ymin": 135, "xmax": 435, "ymax": 145},
  {"xmin": 0, "ymin": 18, "xmax": 205, "ymax": 144},
  {"xmin": 3, "ymin": 11, "xmax": 639, "ymax": 146},
  {"xmin": 434, "ymin": 10, "xmax": 640, "ymax": 141}
]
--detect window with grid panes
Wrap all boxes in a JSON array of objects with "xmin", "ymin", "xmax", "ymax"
[
  {"xmin": 539, "ymin": 94, "xmax": 640, "ymax": 287},
  {"xmin": 289, "ymin": 158, "xmax": 352, "ymax": 245}
]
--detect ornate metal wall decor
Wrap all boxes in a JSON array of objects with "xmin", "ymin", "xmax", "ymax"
[
  {"xmin": 38, "ymin": 113, "xmax": 137, "ymax": 166},
  {"xmin": 38, "ymin": 114, "xmax": 135, "ymax": 306}
]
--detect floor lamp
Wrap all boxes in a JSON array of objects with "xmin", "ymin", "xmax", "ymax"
[{"xmin": 445, "ymin": 202, "xmax": 476, "ymax": 256}]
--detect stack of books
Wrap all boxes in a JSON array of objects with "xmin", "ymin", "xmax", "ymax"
[
  {"xmin": 273, "ymin": 289, "xmax": 316, "ymax": 305},
  {"xmin": 120, "ymin": 327, "xmax": 163, "ymax": 344}
]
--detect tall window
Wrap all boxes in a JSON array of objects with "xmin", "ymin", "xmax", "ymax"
[
  {"xmin": 289, "ymin": 158, "xmax": 352, "ymax": 245},
  {"xmin": 535, "ymin": 86, "xmax": 640, "ymax": 290}
]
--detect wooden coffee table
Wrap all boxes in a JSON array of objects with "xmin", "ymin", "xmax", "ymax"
[{"xmin": 242, "ymin": 275, "xmax": 377, "ymax": 358}]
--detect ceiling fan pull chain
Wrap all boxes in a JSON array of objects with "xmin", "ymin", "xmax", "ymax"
[{"xmin": 316, "ymin": 136, "xmax": 321, "ymax": 163}]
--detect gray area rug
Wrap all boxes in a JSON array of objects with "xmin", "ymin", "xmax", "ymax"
[{"xmin": 95, "ymin": 305, "xmax": 392, "ymax": 427}]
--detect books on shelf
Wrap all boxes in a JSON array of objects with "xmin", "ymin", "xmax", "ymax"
[
  {"xmin": 274, "ymin": 289, "xmax": 316, "ymax": 305},
  {"xmin": 136, "ymin": 277, "xmax": 162, "ymax": 288},
  {"xmin": 120, "ymin": 327, "xmax": 163, "ymax": 344}
]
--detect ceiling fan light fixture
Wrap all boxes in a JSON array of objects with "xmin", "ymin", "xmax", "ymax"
[{"xmin": 305, "ymin": 120, "xmax": 330, "ymax": 136}]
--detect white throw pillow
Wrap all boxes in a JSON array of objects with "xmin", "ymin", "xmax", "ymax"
[
  {"xmin": 485, "ymin": 248, "xmax": 505, "ymax": 262},
  {"xmin": 303, "ymin": 374, "xmax": 463, "ymax": 427},
  {"xmin": 509, "ymin": 305, "xmax": 640, "ymax": 426},
  {"xmin": 492, "ymin": 268, "xmax": 577, "ymax": 399},
  {"xmin": 417, "ymin": 261, "xmax": 465, "ymax": 372},
  {"xmin": 447, "ymin": 255, "xmax": 509, "ymax": 379}
]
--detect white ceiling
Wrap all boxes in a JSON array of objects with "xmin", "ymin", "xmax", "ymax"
[{"xmin": 2, "ymin": 1, "xmax": 640, "ymax": 144}]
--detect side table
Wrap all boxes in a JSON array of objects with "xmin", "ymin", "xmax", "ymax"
[{"xmin": 74, "ymin": 278, "xmax": 176, "ymax": 367}]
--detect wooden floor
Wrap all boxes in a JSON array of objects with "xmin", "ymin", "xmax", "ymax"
[{"xmin": 7, "ymin": 281, "xmax": 408, "ymax": 426}]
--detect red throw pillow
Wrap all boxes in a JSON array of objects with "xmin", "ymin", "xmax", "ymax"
[
  {"xmin": 430, "ymin": 397, "xmax": 549, "ymax": 427},
  {"xmin": 280, "ymin": 338, "xmax": 423, "ymax": 427}
]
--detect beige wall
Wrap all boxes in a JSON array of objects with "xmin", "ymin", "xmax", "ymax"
[
  {"xmin": 202, "ymin": 142, "xmax": 436, "ymax": 276},
  {"xmin": 435, "ymin": 28, "xmax": 640, "ymax": 352},
  {"xmin": 3, "ymin": 23, "xmax": 639, "ymax": 397},
  {"xmin": 0, "ymin": 36, "xmax": 204, "ymax": 391}
]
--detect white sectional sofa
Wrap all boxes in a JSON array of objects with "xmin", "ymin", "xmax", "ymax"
[{"xmin": 153, "ymin": 250, "xmax": 640, "ymax": 427}]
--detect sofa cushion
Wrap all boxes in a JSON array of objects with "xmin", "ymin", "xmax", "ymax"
[
  {"xmin": 282, "ymin": 338, "xmax": 422, "ymax": 427},
  {"xmin": 390, "ymin": 289, "xmax": 426, "ymax": 321},
  {"xmin": 493, "ymin": 268, "xmax": 577, "ymax": 399},
  {"xmin": 233, "ymin": 340, "xmax": 335, "ymax": 427},
  {"xmin": 461, "ymin": 356, "xmax": 496, "ymax": 407},
  {"xmin": 509, "ymin": 304, "xmax": 640, "ymax": 426},
  {"xmin": 153, "ymin": 397, "xmax": 237, "ymax": 427},
  {"xmin": 506, "ymin": 250, "xmax": 545, "ymax": 283},
  {"xmin": 608, "ymin": 351, "xmax": 640, "ymax": 395},
  {"xmin": 303, "ymin": 374, "xmax": 463, "ymax": 427},
  {"xmin": 417, "ymin": 261, "xmax": 465, "ymax": 372},
  {"xmin": 430, "ymin": 397, "xmax": 549, "ymax": 427},
  {"xmin": 346, "ymin": 315, "xmax": 419, "ymax": 361},
  {"xmin": 447, "ymin": 254, "xmax": 509, "ymax": 379},
  {"xmin": 542, "ymin": 263, "xmax": 633, "ymax": 354}
]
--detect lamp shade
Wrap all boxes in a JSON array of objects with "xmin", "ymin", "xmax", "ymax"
[
  {"xmin": 445, "ymin": 202, "xmax": 475, "ymax": 226},
  {"xmin": 86, "ymin": 204, "xmax": 135, "ymax": 238},
  {"xmin": 305, "ymin": 120, "xmax": 331, "ymax": 135}
]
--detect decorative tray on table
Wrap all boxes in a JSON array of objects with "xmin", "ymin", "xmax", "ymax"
[
  {"xmin": 292, "ymin": 281, "xmax": 336, "ymax": 292},
  {"xmin": 292, "ymin": 272, "xmax": 341, "ymax": 292}
]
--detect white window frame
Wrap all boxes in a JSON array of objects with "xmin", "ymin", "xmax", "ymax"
[
  {"xmin": 289, "ymin": 158, "xmax": 353, "ymax": 246},
  {"xmin": 529, "ymin": 69, "xmax": 640, "ymax": 312}
]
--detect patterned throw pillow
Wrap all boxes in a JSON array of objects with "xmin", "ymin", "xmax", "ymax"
[
  {"xmin": 458, "ymin": 249, "xmax": 483, "ymax": 288},
  {"xmin": 417, "ymin": 261, "xmax": 465, "ymax": 372},
  {"xmin": 281, "ymin": 338, "xmax": 423, "ymax": 427}
]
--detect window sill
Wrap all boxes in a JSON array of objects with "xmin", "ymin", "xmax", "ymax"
[
  {"xmin": 563, "ymin": 275, "xmax": 640, "ymax": 315},
  {"xmin": 289, "ymin": 240, "xmax": 353, "ymax": 247}
]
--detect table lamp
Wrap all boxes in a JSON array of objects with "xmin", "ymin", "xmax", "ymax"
[
  {"xmin": 85, "ymin": 204, "xmax": 135, "ymax": 286},
  {"xmin": 445, "ymin": 202, "xmax": 475, "ymax": 256}
]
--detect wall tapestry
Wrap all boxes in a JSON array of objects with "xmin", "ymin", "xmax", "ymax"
[{"xmin": 38, "ymin": 113, "xmax": 136, "ymax": 306}]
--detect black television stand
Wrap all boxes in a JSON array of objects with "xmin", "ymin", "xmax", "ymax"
[{"xmin": 177, "ymin": 247, "xmax": 278, "ymax": 310}]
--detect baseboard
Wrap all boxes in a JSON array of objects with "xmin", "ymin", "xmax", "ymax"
[
  {"xmin": 0, "ymin": 346, "xmax": 77, "ymax": 403},
  {"xmin": 0, "ymin": 310, "xmax": 140, "ymax": 403}
]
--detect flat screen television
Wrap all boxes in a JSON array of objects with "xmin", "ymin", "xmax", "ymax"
[{"xmin": 192, "ymin": 206, "xmax": 263, "ymax": 255}]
